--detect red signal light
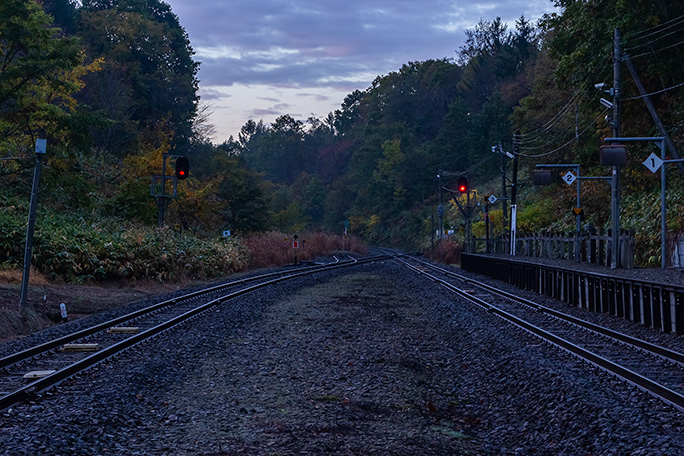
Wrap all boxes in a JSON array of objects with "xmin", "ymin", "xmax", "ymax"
[
  {"xmin": 457, "ymin": 176, "xmax": 468, "ymax": 194},
  {"xmin": 175, "ymin": 157, "xmax": 189, "ymax": 180}
]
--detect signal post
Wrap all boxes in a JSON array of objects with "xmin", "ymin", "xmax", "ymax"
[{"xmin": 151, "ymin": 153, "xmax": 189, "ymax": 226}]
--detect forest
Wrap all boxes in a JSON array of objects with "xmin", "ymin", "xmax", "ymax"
[{"xmin": 2, "ymin": 0, "xmax": 684, "ymax": 283}]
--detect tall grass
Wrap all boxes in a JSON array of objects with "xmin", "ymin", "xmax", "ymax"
[
  {"xmin": 0, "ymin": 204, "xmax": 367, "ymax": 283},
  {"xmin": 244, "ymin": 231, "xmax": 367, "ymax": 268},
  {"xmin": 424, "ymin": 239, "xmax": 463, "ymax": 265}
]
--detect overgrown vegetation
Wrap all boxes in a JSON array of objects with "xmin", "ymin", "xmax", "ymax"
[{"xmin": 243, "ymin": 231, "xmax": 367, "ymax": 269}]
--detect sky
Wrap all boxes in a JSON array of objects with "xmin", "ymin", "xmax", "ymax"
[{"xmin": 164, "ymin": 0, "xmax": 557, "ymax": 143}]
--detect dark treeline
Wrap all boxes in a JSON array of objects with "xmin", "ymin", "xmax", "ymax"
[
  {"xmin": 237, "ymin": 16, "xmax": 540, "ymax": 246},
  {"xmin": 3, "ymin": 0, "xmax": 684, "ymax": 263}
]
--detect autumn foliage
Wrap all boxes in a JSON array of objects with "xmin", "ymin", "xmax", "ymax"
[{"xmin": 243, "ymin": 231, "xmax": 367, "ymax": 269}]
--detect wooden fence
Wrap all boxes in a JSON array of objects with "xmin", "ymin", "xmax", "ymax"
[{"xmin": 474, "ymin": 228, "xmax": 636, "ymax": 269}]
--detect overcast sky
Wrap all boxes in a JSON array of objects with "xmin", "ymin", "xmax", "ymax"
[{"xmin": 164, "ymin": 0, "xmax": 557, "ymax": 143}]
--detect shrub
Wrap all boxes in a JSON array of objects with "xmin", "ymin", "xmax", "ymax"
[
  {"xmin": 425, "ymin": 239, "xmax": 463, "ymax": 265},
  {"xmin": 243, "ymin": 231, "xmax": 367, "ymax": 269}
]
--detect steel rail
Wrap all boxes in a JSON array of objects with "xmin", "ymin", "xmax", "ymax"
[
  {"xmin": 0, "ymin": 255, "xmax": 388, "ymax": 411},
  {"xmin": 405, "ymin": 255, "xmax": 684, "ymax": 366},
  {"xmin": 0, "ymin": 258, "xmax": 352, "ymax": 370},
  {"xmin": 394, "ymin": 255, "xmax": 684, "ymax": 412}
]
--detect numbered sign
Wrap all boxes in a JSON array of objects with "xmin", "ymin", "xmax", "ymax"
[
  {"xmin": 562, "ymin": 171, "xmax": 577, "ymax": 185},
  {"xmin": 643, "ymin": 152, "xmax": 663, "ymax": 173}
]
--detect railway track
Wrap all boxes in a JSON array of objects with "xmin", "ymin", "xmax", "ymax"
[
  {"xmin": 0, "ymin": 254, "xmax": 388, "ymax": 411},
  {"xmin": 396, "ymin": 254, "xmax": 684, "ymax": 412}
]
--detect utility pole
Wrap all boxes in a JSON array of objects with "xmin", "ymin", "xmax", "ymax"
[
  {"xmin": 499, "ymin": 142, "xmax": 508, "ymax": 232},
  {"xmin": 437, "ymin": 172, "xmax": 443, "ymax": 241},
  {"xmin": 509, "ymin": 132, "xmax": 520, "ymax": 255},
  {"xmin": 20, "ymin": 138, "xmax": 46, "ymax": 310},
  {"xmin": 484, "ymin": 202, "xmax": 490, "ymax": 253},
  {"xmin": 156, "ymin": 153, "xmax": 172, "ymax": 226},
  {"xmin": 610, "ymin": 28, "xmax": 621, "ymax": 269},
  {"xmin": 152, "ymin": 152, "xmax": 184, "ymax": 227}
]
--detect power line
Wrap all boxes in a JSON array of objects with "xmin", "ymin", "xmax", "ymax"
[
  {"xmin": 626, "ymin": 13, "xmax": 684, "ymax": 43},
  {"xmin": 518, "ymin": 95, "xmax": 603, "ymax": 150},
  {"xmin": 626, "ymin": 36, "xmax": 684, "ymax": 59},
  {"xmin": 517, "ymin": 63, "xmax": 611, "ymax": 145},
  {"xmin": 517, "ymin": 108, "xmax": 611, "ymax": 158},
  {"xmin": 623, "ymin": 79, "xmax": 684, "ymax": 100},
  {"xmin": 623, "ymin": 13, "xmax": 684, "ymax": 57}
]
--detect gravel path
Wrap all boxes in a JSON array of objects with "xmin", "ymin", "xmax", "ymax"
[{"xmin": 1, "ymin": 260, "xmax": 683, "ymax": 455}]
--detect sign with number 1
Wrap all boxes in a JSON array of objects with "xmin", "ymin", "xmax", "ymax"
[{"xmin": 643, "ymin": 152, "xmax": 663, "ymax": 173}]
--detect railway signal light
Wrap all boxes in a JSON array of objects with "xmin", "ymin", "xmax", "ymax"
[
  {"xmin": 533, "ymin": 170, "xmax": 552, "ymax": 185},
  {"xmin": 175, "ymin": 156, "xmax": 189, "ymax": 180},
  {"xmin": 599, "ymin": 145, "xmax": 627, "ymax": 166},
  {"xmin": 457, "ymin": 176, "xmax": 468, "ymax": 194}
]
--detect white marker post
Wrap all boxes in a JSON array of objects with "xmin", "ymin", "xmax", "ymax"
[{"xmin": 60, "ymin": 303, "xmax": 68, "ymax": 323}]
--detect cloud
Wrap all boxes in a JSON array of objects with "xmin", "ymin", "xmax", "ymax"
[
  {"xmin": 298, "ymin": 93, "xmax": 331, "ymax": 102},
  {"xmin": 166, "ymin": 0, "xmax": 557, "ymax": 140}
]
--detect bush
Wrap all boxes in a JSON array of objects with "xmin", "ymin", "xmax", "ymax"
[
  {"xmin": 243, "ymin": 231, "xmax": 367, "ymax": 268},
  {"xmin": 0, "ymin": 209, "xmax": 249, "ymax": 283},
  {"xmin": 424, "ymin": 239, "xmax": 463, "ymax": 265},
  {"xmin": 0, "ymin": 204, "xmax": 367, "ymax": 283}
]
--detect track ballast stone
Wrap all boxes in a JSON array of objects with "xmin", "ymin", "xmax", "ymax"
[{"xmin": 1, "ymin": 260, "xmax": 683, "ymax": 455}]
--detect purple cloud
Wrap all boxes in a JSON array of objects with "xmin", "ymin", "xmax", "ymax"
[{"xmin": 165, "ymin": 0, "xmax": 556, "ymax": 139}]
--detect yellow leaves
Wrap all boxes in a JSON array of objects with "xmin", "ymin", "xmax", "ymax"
[
  {"xmin": 51, "ymin": 54, "xmax": 105, "ymax": 112},
  {"xmin": 368, "ymin": 214, "xmax": 381, "ymax": 228}
]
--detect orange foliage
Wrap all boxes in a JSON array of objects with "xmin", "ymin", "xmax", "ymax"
[{"xmin": 243, "ymin": 231, "xmax": 367, "ymax": 268}]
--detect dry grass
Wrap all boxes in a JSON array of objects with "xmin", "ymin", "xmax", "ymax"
[
  {"xmin": 244, "ymin": 231, "xmax": 368, "ymax": 268},
  {"xmin": 424, "ymin": 239, "xmax": 463, "ymax": 266},
  {"xmin": 0, "ymin": 268, "xmax": 49, "ymax": 286}
]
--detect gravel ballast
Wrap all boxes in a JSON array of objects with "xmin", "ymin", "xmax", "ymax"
[{"xmin": 1, "ymin": 260, "xmax": 683, "ymax": 455}]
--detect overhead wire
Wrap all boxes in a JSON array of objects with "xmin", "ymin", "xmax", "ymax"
[
  {"xmin": 518, "ymin": 101, "xmax": 598, "ymax": 151},
  {"xmin": 516, "ymin": 62, "xmax": 611, "ymax": 147},
  {"xmin": 624, "ymin": 13, "xmax": 684, "ymax": 45},
  {"xmin": 627, "ymin": 37, "xmax": 684, "ymax": 59},
  {"xmin": 516, "ymin": 108, "xmax": 611, "ymax": 158},
  {"xmin": 623, "ymin": 12, "xmax": 684, "ymax": 58},
  {"xmin": 512, "ymin": 14, "xmax": 684, "ymax": 160},
  {"xmin": 516, "ymin": 89, "xmax": 586, "ymax": 142},
  {"xmin": 623, "ymin": 80, "xmax": 684, "ymax": 101}
]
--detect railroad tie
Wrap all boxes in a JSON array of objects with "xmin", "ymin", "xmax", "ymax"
[
  {"xmin": 61, "ymin": 344, "xmax": 99, "ymax": 352},
  {"xmin": 108, "ymin": 327, "xmax": 140, "ymax": 334},
  {"xmin": 23, "ymin": 370, "xmax": 56, "ymax": 379}
]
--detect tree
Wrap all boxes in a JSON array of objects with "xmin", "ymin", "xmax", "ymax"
[
  {"xmin": 0, "ymin": 0, "xmax": 85, "ymax": 148},
  {"xmin": 77, "ymin": 0, "xmax": 199, "ymax": 155},
  {"xmin": 458, "ymin": 17, "xmax": 511, "ymax": 65}
]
